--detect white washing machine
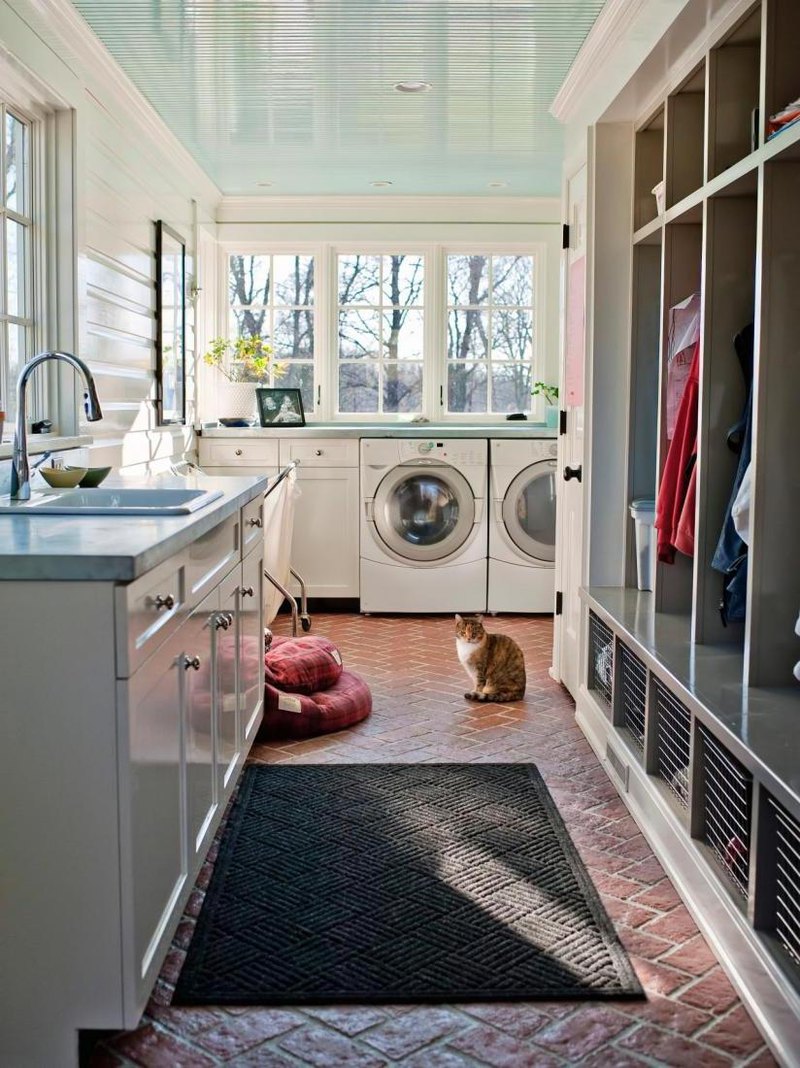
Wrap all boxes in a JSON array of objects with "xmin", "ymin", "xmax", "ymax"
[
  {"xmin": 488, "ymin": 438, "xmax": 558, "ymax": 613},
  {"xmin": 360, "ymin": 438, "xmax": 488, "ymax": 613}
]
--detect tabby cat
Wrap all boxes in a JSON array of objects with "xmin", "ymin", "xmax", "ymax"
[{"xmin": 455, "ymin": 614, "xmax": 526, "ymax": 703}]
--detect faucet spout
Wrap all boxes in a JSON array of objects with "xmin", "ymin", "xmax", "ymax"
[{"xmin": 10, "ymin": 351, "xmax": 103, "ymax": 501}]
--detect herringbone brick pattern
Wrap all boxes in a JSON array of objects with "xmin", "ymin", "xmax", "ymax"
[{"xmin": 89, "ymin": 614, "xmax": 776, "ymax": 1067}]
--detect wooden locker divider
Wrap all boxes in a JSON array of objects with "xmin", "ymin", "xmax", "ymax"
[
  {"xmin": 665, "ymin": 64, "xmax": 707, "ymax": 209},
  {"xmin": 707, "ymin": 6, "xmax": 762, "ymax": 178}
]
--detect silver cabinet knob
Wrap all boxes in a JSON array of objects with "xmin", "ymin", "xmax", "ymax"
[
  {"xmin": 235, "ymin": 448, "xmax": 243, "ymax": 456},
  {"xmin": 247, "ymin": 516, "xmax": 263, "ymax": 528},
  {"xmin": 214, "ymin": 612, "xmax": 233, "ymax": 631},
  {"xmin": 152, "ymin": 594, "xmax": 175, "ymax": 610},
  {"xmin": 315, "ymin": 448, "xmax": 323, "ymax": 456},
  {"xmin": 239, "ymin": 585, "xmax": 255, "ymax": 598},
  {"xmin": 183, "ymin": 655, "xmax": 201, "ymax": 671}
]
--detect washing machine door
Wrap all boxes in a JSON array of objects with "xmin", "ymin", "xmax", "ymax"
[
  {"xmin": 373, "ymin": 463, "xmax": 476, "ymax": 562},
  {"xmin": 502, "ymin": 460, "xmax": 557, "ymax": 563}
]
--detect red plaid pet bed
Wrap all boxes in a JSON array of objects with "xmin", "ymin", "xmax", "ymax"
[
  {"xmin": 261, "ymin": 669, "xmax": 372, "ymax": 739},
  {"xmin": 265, "ymin": 634, "xmax": 344, "ymax": 694}
]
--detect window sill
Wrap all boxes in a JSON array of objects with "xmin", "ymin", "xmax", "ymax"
[{"xmin": 0, "ymin": 434, "xmax": 93, "ymax": 461}]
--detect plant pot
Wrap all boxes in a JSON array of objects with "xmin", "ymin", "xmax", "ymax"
[
  {"xmin": 545, "ymin": 404, "xmax": 559, "ymax": 429},
  {"xmin": 217, "ymin": 380, "xmax": 258, "ymax": 421}
]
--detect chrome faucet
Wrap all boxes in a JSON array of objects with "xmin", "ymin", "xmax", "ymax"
[{"xmin": 10, "ymin": 351, "xmax": 103, "ymax": 500}]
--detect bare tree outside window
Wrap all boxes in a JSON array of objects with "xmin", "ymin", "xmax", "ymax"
[
  {"xmin": 447, "ymin": 254, "xmax": 535, "ymax": 415},
  {"xmin": 338, "ymin": 254, "xmax": 424, "ymax": 414},
  {"xmin": 228, "ymin": 254, "xmax": 315, "ymax": 413}
]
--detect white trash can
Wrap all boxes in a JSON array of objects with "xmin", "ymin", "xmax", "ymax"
[{"xmin": 630, "ymin": 499, "xmax": 656, "ymax": 591}]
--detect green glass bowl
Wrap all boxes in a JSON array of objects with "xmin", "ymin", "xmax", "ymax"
[{"xmin": 65, "ymin": 465, "xmax": 112, "ymax": 488}]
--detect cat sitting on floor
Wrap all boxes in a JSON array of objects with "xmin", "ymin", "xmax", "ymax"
[{"xmin": 455, "ymin": 614, "xmax": 526, "ymax": 703}]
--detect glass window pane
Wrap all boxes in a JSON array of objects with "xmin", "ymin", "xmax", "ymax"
[
  {"xmin": 339, "ymin": 362, "xmax": 379, "ymax": 413},
  {"xmin": 273, "ymin": 307, "xmax": 314, "ymax": 359},
  {"xmin": 5, "ymin": 114, "xmax": 27, "ymax": 214},
  {"xmin": 5, "ymin": 323, "xmax": 26, "ymax": 423},
  {"xmin": 339, "ymin": 309, "xmax": 381, "ymax": 359},
  {"xmin": 448, "ymin": 362, "xmax": 487, "ymax": 413},
  {"xmin": 448, "ymin": 309, "xmax": 488, "ymax": 360},
  {"xmin": 338, "ymin": 254, "xmax": 380, "ymax": 305},
  {"xmin": 491, "ymin": 363, "xmax": 532, "ymax": 414},
  {"xmin": 273, "ymin": 255, "xmax": 314, "ymax": 306},
  {"xmin": 229, "ymin": 255, "xmax": 270, "ymax": 306},
  {"xmin": 231, "ymin": 305, "xmax": 270, "ymax": 340},
  {"xmin": 447, "ymin": 254, "xmax": 489, "ymax": 306},
  {"xmin": 491, "ymin": 308, "xmax": 533, "ymax": 361},
  {"xmin": 277, "ymin": 362, "xmax": 314, "ymax": 416},
  {"xmin": 383, "ymin": 308, "xmax": 423, "ymax": 360},
  {"xmin": 383, "ymin": 363, "xmax": 423, "ymax": 413},
  {"xmin": 6, "ymin": 218, "xmax": 25, "ymax": 318},
  {"xmin": 382, "ymin": 254, "xmax": 424, "ymax": 307},
  {"xmin": 492, "ymin": 255, "xmax": 533, "ymax": 306}
]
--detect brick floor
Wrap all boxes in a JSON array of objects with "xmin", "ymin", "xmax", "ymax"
[{"xmin": 89, "ymin": 614, "xmax": 777, "ymax": 1067}]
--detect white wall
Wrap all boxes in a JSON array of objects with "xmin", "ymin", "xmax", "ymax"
[{"xmin": 0, "ymin": 0, "xmax": 221, "ymax": 476}]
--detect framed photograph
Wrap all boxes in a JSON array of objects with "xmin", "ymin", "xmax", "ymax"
[
  {"xmin": 256, "ymin": 387, "xmax": 306, "ymax": 427},
  {"xmin": 155, "ymin": 220, "xmax": 186, "ymax": 425}
]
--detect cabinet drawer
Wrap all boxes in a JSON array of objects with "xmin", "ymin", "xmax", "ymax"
[
  {"xmin": 241, "ymin": 495, "xmax": 265, "ymax": 555},
  {"xmin": 116, "ymin": 556, "xmax": 187, "ymax": 678},
  {"xmin": 279, "ymin": 438, "xmax": 359, "ymax": 468},
  {"xmin": 199, "ymin": 438, "xmax": 280, "ymax": 468},
  {"xmin": 186, "ymin": 514, "xmax": 239, "ymax": 605}
]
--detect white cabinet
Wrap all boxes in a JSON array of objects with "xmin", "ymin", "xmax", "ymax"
[
  {"xmin": 290, "ymin": 466, "xmax": 360, "ymax": 597},
  {"xmin": 0, "ymin": 493, "xmax": 265, "ymax": 1067}
]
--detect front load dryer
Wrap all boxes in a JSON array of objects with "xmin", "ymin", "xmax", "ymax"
[
  {"xmin": 488, "ymin": 438, "xmax": 557, "ymax": 613},
  {"xmin": 360, "ymin": 438, "xmax": 488, "ymax": 613}
]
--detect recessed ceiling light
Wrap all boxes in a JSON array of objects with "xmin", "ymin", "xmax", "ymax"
[
  {"xmin": 370, "ymin": 180, "xmax": 393, "ymax": 188},
  {"xmin": 487, "ymin": 180, "xmax": 508, "ymax": 189},
  {"xmin": 393, "ymin": 81, "xmax": 432, "ymax": 94}
]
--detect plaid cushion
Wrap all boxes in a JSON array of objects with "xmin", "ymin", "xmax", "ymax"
[
  {"xmin": 264, "ymin": 634, "xmax": 344, "ymax": 694},
  {"xmin": 261, "ymin": 669, "xmax": 372, "ymax": 739}
]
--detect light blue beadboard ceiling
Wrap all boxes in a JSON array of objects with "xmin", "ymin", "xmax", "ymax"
[{"xmin": 71, "ymin": 0, "xmax": 605, "ymax": 197}]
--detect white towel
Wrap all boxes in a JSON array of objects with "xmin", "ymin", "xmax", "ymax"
[{"xmin": 262, "ymin": 467, "xmax": 301, "ymax": 625}]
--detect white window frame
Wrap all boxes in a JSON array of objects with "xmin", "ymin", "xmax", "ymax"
[{"xmin": 217, "ymin": 240, "xmax": 545, "ymax": 425}]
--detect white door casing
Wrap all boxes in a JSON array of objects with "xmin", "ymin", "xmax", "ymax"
[{"xmin": 553, "ymin": 162, "xmax": 587, "ymax": 697}]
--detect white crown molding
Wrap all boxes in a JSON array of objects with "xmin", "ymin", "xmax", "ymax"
[
  {"xmin": 17, "ymin": 0, "xmax": 221, "ymax": 208},
  {"xmin": 551, "ymin": 0, "xmax": 691, "ymax": 127},
  {"xmin": 217, "ymin": 195, "xmax": 561, "ymax": 226}
]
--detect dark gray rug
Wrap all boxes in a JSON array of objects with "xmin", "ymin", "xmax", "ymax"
[{"xmin": 174, "ymin": 764, "xmax": 642, "ymax": 1004}]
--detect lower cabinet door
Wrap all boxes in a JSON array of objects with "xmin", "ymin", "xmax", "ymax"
[
  {"xmin": 125, "ymin": 627, "xmax": 188, "ymax": 1008},
  {"xmin": 217, "ymin": 568, "xmax": 242, "ymax": 798},
  {"xmin": 182, "ymin": 587, "xmax": 219, "ymax": 866},
  {"xmin": 240, "ymin": 547, "xmax": 265, "ymax": 746},
  {"xmin": 290, "ymin": 468, "xmax": 359, "ymax": 597}
]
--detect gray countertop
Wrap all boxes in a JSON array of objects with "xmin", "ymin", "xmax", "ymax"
[
  {"xmin": 198, "ymin": 422, "xmax": 559, "ymax": 440},
  {"xmin": 0, "ymin": 474, "xmax": 267, "ymax": 582}
]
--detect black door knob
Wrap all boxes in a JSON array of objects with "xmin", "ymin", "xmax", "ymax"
[{"xmin": 564, "ymin": 465, "xmax": 582, "ymax": 482}]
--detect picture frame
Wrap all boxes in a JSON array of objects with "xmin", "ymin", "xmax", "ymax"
[
  {"xmin": 155, "ymin": 220, "xmax": 187, "ymax": 425},
  {"xmin": 256, "ymin": 387, "xmax": 306, "ymax": 427}
]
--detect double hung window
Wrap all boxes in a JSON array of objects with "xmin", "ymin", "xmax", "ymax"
[
  {"xmin": 228, "ymin": 254, "xmax": 315, "ymax": 414},
  {"xmin": 1, "ymin": 105, "xmax": 33, "ymax": 426}
]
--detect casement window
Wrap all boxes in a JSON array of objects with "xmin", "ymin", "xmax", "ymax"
[
  {"xmin": 337, "ymin": 254, "xmax": 425, "ymax": 416},
  {"xmin": 228, "ymin": 253, "xmax": 315, "ymax": 414},
  {"xmin": 446, "ymin": 254, "xmax": 535, "ymax": 416},
  {"xmin": 0, "ymin": 105, "xmax": 33, "ymax": 427}
]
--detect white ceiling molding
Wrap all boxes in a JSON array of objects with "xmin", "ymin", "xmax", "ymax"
[
  {"xmin": 18, "ymin": 0, "xmax": 221, "ymax": 207},
  {"xmin": 217, "ymin": 195, "xmax": 561, "ymax": 226},
  {"xmin": 551, "ymin": 0, "xmax": 692, "ymax": 127}
]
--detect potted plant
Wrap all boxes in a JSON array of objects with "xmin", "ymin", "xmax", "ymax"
[
  {"xmin": 203, "ymin": 336, "xmax": 283, "ymax": 421},
  {"xmin": 531, "ymin": 381, "xmax": 560, "ymax": 428}
]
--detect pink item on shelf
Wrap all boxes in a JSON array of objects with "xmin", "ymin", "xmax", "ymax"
[{"xmin": 767, "ymin": 97, "xmax": 800, "ymax": 138}]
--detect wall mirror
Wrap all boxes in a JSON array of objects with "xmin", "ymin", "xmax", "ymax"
[{"xmin": 155, "ymin": 220, "xmax": 186, "ymax": 425}]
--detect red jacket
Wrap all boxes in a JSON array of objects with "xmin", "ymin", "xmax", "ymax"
[{"xmin": 655, "ymin": 340, "xmax": 699, "ymax": 562}]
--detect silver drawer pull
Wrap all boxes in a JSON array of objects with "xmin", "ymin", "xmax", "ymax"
[
  {"xmin": 239, "ymin": 585, "xmax": 255, "ymax": 598},
  {"xmin": 315, "ymin": 448, "xmax": 323, "ymax": 456},
  {"xmin": 151, "ymin": 593, "xmax": 175, "ymax": 611},
  {"xmin": 214, "ymin": 612, "xmax": 233, "ymax": 631},
  {"xmin": 247, "ymin": 516, "xmax": 263, "ymax": 528},
  {"xmin": 235, "ymin": 448, "xmax": 243, "ymax": 456},
  {"xmin": 183, "ymin": 655, "xmax": 201, "ymax": 671}
]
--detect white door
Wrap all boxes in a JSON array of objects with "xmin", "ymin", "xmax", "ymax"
[
  {"xmin": 554, "ymin": 163, "xmax": 587, "ymax": 697},
  {"xmin": 290, "ymin": 467, "xmax": 360, "ymax": 597}
]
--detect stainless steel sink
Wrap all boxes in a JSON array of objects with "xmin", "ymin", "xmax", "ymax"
[{"xmin": 0, "ymin": 486, "xmax": 224, "ymax": 515}]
